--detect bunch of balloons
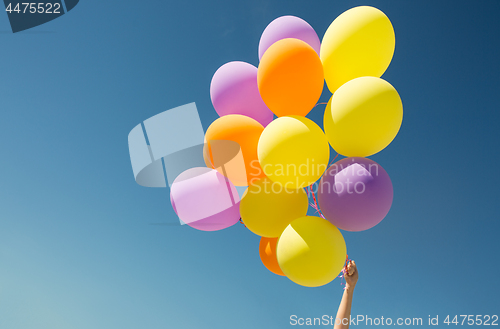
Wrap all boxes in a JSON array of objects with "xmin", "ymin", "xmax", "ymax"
[{"xmin": 170, "ymin": 6, "xmax": 403, "ymax": 287}]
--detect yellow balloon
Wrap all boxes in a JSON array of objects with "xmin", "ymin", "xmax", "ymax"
[
  {"xmin": 240, "ymin": 177, "xmax": 309, "ymax": 237},
  {"xmin": 324, "ymin": 76, "xmax": 403, "ymax": 157},
  {"xmin": 258, "ymin": 116, "xmax": 329, "ymax": 189},
  {"xmin": 277, "ymin": 216, "xmax": 346, "ymax": 287},
  {"xmin": 320, "ymin": 6, "xmax": 395, "ymax": 93}
]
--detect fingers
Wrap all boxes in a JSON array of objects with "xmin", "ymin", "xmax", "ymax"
[{"xmin": 346, "ymin": 260, "xmax": 356, "ymax": 276}]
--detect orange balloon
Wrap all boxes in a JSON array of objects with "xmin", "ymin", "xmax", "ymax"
[
  {"xmin": 204, "ymin": 115, "xmax": 265, "ymax": 186},
  {"xmin": 259, "ymin": 237, "xmax": 285, "ymax": 276},
  {"xmin": 258, "ymin": 38, "xmax": 324, "ymax": 117}
]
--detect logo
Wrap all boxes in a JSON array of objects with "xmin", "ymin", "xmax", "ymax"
[
  {"xmin": 3, "ymin": 0, "xmax": 79, "ymax": 33},
  {"xmin": 128, "ymin": 103, "xmax": 247, "ymax": 227}
]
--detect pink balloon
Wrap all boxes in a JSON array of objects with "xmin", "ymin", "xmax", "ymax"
[
  {"xmin": 210, "ymin": 61, "xmax": 274, "ymax": 127},
  {"xmin": 258, "ymin": 16, "xmax": 321, "ymax": 60},
  {"xmin": 170, "ymin": 167, "xmax": 241, "ymax": 231}
]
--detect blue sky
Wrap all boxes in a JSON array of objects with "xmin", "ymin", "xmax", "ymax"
[{"xmin": 0, "ymin": 1, "xmax": 499, "ymax": 328}]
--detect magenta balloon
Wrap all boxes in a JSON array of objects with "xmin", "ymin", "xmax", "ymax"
[
  {"xmin": 170, "ymin": 167, "xmax": 241, "ymax": 231},
  {"xmin": 210, "ymin": 61, "xmax": 274, "ymax": 127},
  {"xmin": 317, "ymin": 158, "xmax": 393, "ymax": 232},
  {"xmin": 258, "ymin": 15, "xmax": 321, "ymax": 60}
]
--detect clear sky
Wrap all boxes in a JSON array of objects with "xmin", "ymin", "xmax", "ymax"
[{"xmin": 0, "ymin": 1, "xmax": 499, "ymax": 328}]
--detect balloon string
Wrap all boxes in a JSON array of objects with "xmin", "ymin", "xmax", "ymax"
[
  {"xmin": 329, "ymin": 153, "xmax": 339, "ymax": 167},
  {"xmin": 306, "ymin": 153, "xmax": 338, "ymax": 219},
  {"xmin": 309, "ymin": 187, "xmax": 325, "ymax": 219},
  {"xmin": 313, "ymin": 102, "xmax": 329, "ymax": 108}
]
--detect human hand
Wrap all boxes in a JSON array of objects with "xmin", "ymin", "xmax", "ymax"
[{"xmin": 344, "ymin": 260, "xmax": 358, "ymax": 289}]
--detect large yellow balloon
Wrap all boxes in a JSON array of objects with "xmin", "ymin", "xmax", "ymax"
[
  {"xmin": 258, "ymin": 116, "xmax": 329, "ymax": 189},
  {"xmin": 324, "ymin": 76, "xmax": 403, "ymax": 157},
  {"xmin": 240, "ymin": 177, "xmax": 309, "ymax": 237},
  {"xmin": 320, "ymin": 6, "xmax": 395, "ymax": 93},
  {"xmin": 277, "ymin": 216, "xmax": 346, "ymax": 287},
  {"xmin": 258, "ymin": 38, "xmax": 324, "ymax": 117}
]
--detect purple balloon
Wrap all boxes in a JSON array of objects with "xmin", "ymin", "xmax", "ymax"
[
  {"xmin": 210, "ymin": 61, "xmax": 274, "ymax": 127},
  {"xmin": 170, "ymin": 167, "xmax": 241, "ymax": 231},
  {"xmin": 258, "ymin": 15, "xmax": 321, "ymax": 60},
  {"xmin": 317, "ymin": 158, "xmax": 393, "ymax": 232}
]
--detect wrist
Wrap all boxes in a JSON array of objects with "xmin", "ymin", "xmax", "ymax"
[{"xmin": 345, "ymin": 283, "xmax": 356, "ymax": 292}]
